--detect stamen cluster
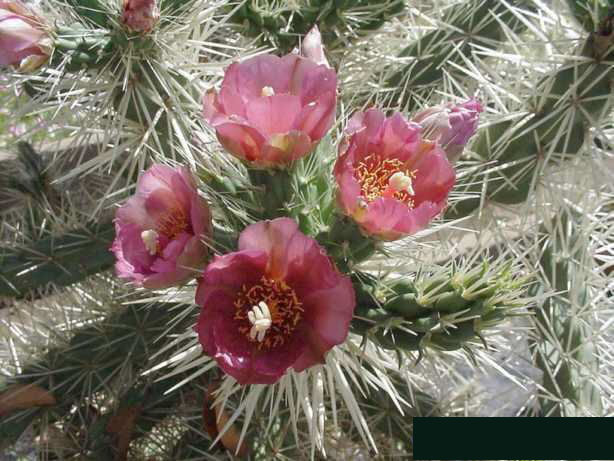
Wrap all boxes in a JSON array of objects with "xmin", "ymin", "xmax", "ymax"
[{"xmin": 234, "ymin": 276, "xmax": 303, "ymax": 350}]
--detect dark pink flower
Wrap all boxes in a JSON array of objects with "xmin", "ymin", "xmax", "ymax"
[
  {"xmin": 202, "ymin": 31, "xmax": 337, "ymax": 168},
  {"xmin": 412, "ymin": 99, "xmax": 483, "ymax": 161},
  {"xmin": 122, "ymin": 0, "xmax": 159, "ymax": 34},
  {"xmin": 0, "ymin": 1, "xmax": 50, "ymax": 71},
  {"xmin": 111, "ymin": 164, "xmax": 211, "ymax": 289},
  {"xmin": 195, "ymin": 218, "xmax": 355, "ymax": 384},
  {"xmin": 334, "ymin": 108, "xmax": 456, "ymax": 241}
]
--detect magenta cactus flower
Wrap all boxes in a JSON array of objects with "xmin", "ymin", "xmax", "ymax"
[
  {"xmin": 195, "ymin": 218, "xmax": 355, "ymax": 384},
  {"xmin": 202, "ymin": 28, "xmax": 337, "ymax": 168},
  {"xmin": 111, "ymin": 164, "xmax": 211, "ymax": 289},
  {"xmin": 334, "ymin": 108, "xmax": 456, "ymax": 241},
  {"xmin": 0, "ymin": 1, "xmax": 50, "ymax": 71},
  {"xmin": 412, "ymin": 99, "xmax": 483, "ymax": 162},
  {"xmin": 121, "ymin": 0, "xmax": 159, "ymax": 33}
]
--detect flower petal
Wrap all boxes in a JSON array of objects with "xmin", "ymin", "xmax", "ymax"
[
  {"xmin": 195, "ymin": 250, "xmax": 268, "ymax": 307},
  {"xmin": 214, "ymin": 121, "xmax": 266, "ymax": 164},
  {"xmin": 293, "ymin": 91, "xmax": 336, "ymax": 141},
  {"xmin": 238, "ymin": 218, "xmax": 301, "ymax": 280},
  {"xmin": 411, "ymin": 146, "xmax": 456, "ymax": 205},
  {"xmin": 245, "ymin": 94, "xmax": 303, "ymax": 136},
  {"xmin": 260, "ymin": 130, "xmax": 313, "ymax": 167}
]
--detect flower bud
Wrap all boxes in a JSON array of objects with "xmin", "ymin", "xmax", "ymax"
[
  {"xmin": 0, "ymin": 1, "xmax": 51, "ymax": 71},
  {"xmin": 300, "ymin": 25, "xmax": 330, "ymax": 68},
  {"xmin": 412, "ymin": 99, "xmax": 483, "ymax": 162},
  {"xmin": 121, "ymin": 0, "xmax": 159, "ymax": 34}
]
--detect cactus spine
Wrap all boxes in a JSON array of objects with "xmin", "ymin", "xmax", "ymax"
[
  {"xmin": 448, "ymin": 9, "xmax": 613, "ymax": 218},
  {"xmin": 529, "ymin": 210, "xmax": 603, "ymax": 416},
  {"xmin": 367, "ymin": 0, "xmax": 535, "ymax": 110},
  {"xmin": 0, "ymin": 221, "xmax": 115, "ymax": 299},
  {"xmin": 0, "ymin": 302, "xmax": 192, "ymax": 447}
]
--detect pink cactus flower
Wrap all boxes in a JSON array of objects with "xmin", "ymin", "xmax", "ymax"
[
  {"xmin": 111, "ymin": 164, "xmax": 211, "ymax": 289},
  {"xmin": 334, "ymin": 108, "xmax": 456, "ymax": 241},
  {"xmin": 202, "ymin": 27, "xmax": 337, "ymax": 168},
  {"xmin": 122, "ymin": 0, "xmax": 159, "ymax": 34},
  {"xmin": 195, "ymin": 218, "xmax": 355, "ymax": 384},
  {"xmin": 0, "ymin": 1, "xmax": 50, "ymax": 71},
  {"xmin": 412, "ymin": 99, "xmax": 483, "ymax": 162}
]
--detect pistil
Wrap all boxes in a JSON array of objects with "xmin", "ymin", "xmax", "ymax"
[
  {"xmin": 141, "ymin": 229, "xmax": 159, "ymax": 255},
  {"xmin": 261, "ymin": 86, "xmax": 275, "ymax": 97}
]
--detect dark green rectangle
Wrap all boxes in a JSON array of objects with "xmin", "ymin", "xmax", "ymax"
[{"xmin": 413, "ymin": 417, "xmax": 614, "ymax": 460}]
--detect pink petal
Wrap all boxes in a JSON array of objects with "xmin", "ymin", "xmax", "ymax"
[
  {"xmin": 144, "ymin": 188, "xmax": 182, "ymax": 224},
  {"xmin": 238, "ymin": 218, "xmax": 301, "ymax": 280},
  {"xmin": 219, "ymin": 85, "xmax": 247, "ymax": 118},
  {"xmin": 333, "ymin": 157, "xmax": 362, "ymax": 216},
  {"xmin": 411, "ymin": 147, "xmax": 456, "ymax": 205},
  {"xmin": 116, "ymin": 195, "xmax": 155, "ymax": 229},
  {"xmin": 189, "ymin": 193, "xmax": 211, "ymax": 238},
  {"xmin": 195, "ymin": 250, "xmax": 268, "ymax": 307},
  {"xmin": 113, "ymin": 222, "xmax": 155, "ymax": 277},
  {"xmin": 361, "ymin": 198, "xmax": 443, "ymax": 240},
  {"xmin": 293, "ymin": 91, "xmax": 336, "ymax": 141},
  {"xmin": 176, "ymin": 235, "xmax": 207, "ymax": 270},
  {"xmin": 214, "ymin": 121, "xmax": 266, "ymax": 164},
  {"xmin": 227, "ymin": 55, "xmax": 294, "ymax": 101},
  {"xmin": 260, "ymin": 130, "xmax": 313, "ymax": 166},
  {"xmin": 136, "ymin": 164, "xmax": 176, "ymax": 195},
  {"xmin": 202, "ymin": 89, "xmax": 227, "ymax": 126},
  {"xmin": 143, "ymin": 268, "xmax": 192, "ymax": 289},
  {"xmin": 285, "ymin": 55, "xmax": 337, "ymax": 104},
  {"xmin": 379, "ymin": 112, "xmax": 422, "ymax": 161},
  {"xmin": 245, "ymin": 94, "xmax": 303, "ymax": 136}
]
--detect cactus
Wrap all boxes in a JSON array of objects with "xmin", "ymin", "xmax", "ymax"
[
  {"xmin": 2, "ymin": 0, "xmax": 613, "ymax": 457},
  {"xmin": 447, "ymin": 8, "xmax": 614, "ymax": 218},
  {"xmin": 0, "ymin": 302, "xmax": 191, "ymax": 447},
  {"xmin": 363, "ymin": 0, "xmax": 535, "ymax": 110},
  {"xmin": 229, "ymin": 0, "xmax": 404, "ymax": 53},
  {"xmin": 0, "ymin": 221, "xmax": 115, "ymax": 300},
  {"xmin": 351, "ymin": 262, "xmax": 528, "ymax": 354},
  {"xmin": 529, "ymin": 209, "xmax": 603, "ymax": 416}
]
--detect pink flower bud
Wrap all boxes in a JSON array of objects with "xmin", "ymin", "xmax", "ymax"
[
  {"xmin": 203, "ymin": 31, "xmax": 337, "ymax": 168},
  {"xmin": 412, "ymin": 99, "xmax": 483, "ymax": 162},
  {"xmin": 121, "ymin": 0, "xmax": 159, "ymax": 34},
  {"xmin": 334, "ymin": 109, "xmax": 456, "ymax": 241},
  {"xmin": 0, "ymin": 1, "xmax": 50, "ymax": 71},
  {"xmin": 300, "ymin": 25, "xmax": 330, "ymax": 67},
  {"xmin": 195, "ymin": 218, "xmax": 355, "ymax": 384},
  {"xmin": 111, "ymin": 164, "xmax": 212, "ymax": 289}
]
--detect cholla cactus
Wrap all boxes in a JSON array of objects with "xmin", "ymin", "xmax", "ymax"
[{"xmin": 1, "ymin": 0, "xmax": 613, "ymax": 459}]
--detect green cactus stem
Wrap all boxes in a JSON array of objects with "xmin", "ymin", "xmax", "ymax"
[
  {"xmin": 529, "ymin": 210, "xmax": 603, "ymax": 416},
  {"xmin": 447, "ymin": 11, "xmax": 614, "ymax": 218},
  {"xmin": 351, "ymin": 263, "xmax": 527, "ymax": 354},
  {"xmin": 0, "ymin": 221, "xmax": 115, "ymax": 300},
  {"xmin": 566, "ymin": 0, "xmax": 611, "ymax": 32},
  {"xmin": 371, "ymin": 0, "xmax": 535, "ymax": 111},
  {"xmin": 0, "ymin": 302, "xmax": 191, "ymax": 447},
  {"xmin": 52, "ymin": 25, "xmax": 114, "ymax": 71},
  {"xmin": 229, "ymin": 0, "xmax": 404, "ymax": 53}
]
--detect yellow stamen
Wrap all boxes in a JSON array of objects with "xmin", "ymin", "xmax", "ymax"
[{"xmin": 355, "ymin": 153, "xmax": 417, "ymax": 207}]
